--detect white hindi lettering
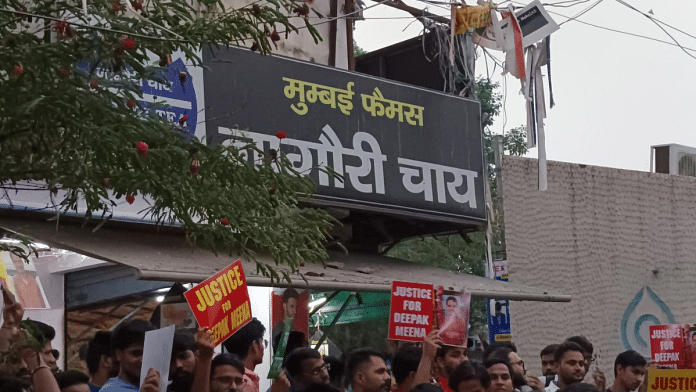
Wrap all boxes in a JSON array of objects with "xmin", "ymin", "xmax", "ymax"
[
  {"xmin": 216, "ymin": 127, "xmax": 478, "ymax": 208},
  {"xmin": 217, "ymin": 126, "xmax": 387, "ymax": 194},
  {"xmin": 398, "ymin": 158, "xmax": 478, "ymax": 208}
]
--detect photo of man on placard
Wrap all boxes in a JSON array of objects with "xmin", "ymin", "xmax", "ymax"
[{"xmin": 435, "ymin": 290, "xmax": 470, "ymax": 347}]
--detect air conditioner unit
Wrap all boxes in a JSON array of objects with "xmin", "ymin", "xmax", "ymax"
[{"xmin": 651, "ymin": 144, "xmax": 696, "ymax": 177}]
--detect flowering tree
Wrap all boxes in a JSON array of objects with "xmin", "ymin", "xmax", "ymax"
[{"xmin": 0, "ymin": 0, "xmax": 333, "ymax": 279}]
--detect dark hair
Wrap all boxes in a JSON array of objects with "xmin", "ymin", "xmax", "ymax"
[
  {"xmin": 558, "ymin": 383, "xmax": 599, "ymax": 392},
  {"xmin": 172, "ymin": 331, "xmax": 196, "ymax": 360},
  {"xmin": 446, "ymin": 297, "xmax": 457, "ymax": 304},
  {"xmin": 285, "ymin": 348, "xmax": 322, "ymax": 377},
  {"xmin": 0, "ymin": 377, "xmax": 31, "ymax": 392},
  {"xmin": 482, "ymin": 342, "xmax": 517, "ymax": 360},
  {"xmin": 211, "ymin": 353, "xmax": 245, "ymax": 376},
  {"xmin": 449, "ymin": 361, "xmax": 490, "ymax": 392},
  {"xmin": 614, "ymin": 350, "xmax": 647, "ymax": 376},
  {"xmin": 483, "ymin": 355, "xmax": 514, "ymax": 375},
  {"xmin": 87, "ymin": 331, "xmax": 112, "ymax": 375},
  {"xmin": 24, "ymin": 320, "xmax": 55, "ymax": 341},
  {"xmin": 541, "ymin": 344, "xmax": 559, "ymax": 357},
  {"xmin": 554, "ymin": 341, "xmax": 587, "ymax": 363},
  {"xmin": 79, "ymin": 344, "xmax": 88, "ymax": 361},
  {"xmin": 392, "ymin": 345, "xmax": 422, "ymax": 385},
  {"xmin": 304, "ymin": 383, "xmax": 342, "ymax": 392},
  {"xmin": 410, "ymin": 383, "xmax": 444, "ymax": 392},
  {"xmin": 485, "ymin": 347, "xmax": 512, "ymax": 363},
  {"xmin": 282, "ymin": 288, "xmax": 300, "ymax": 303},
  {"xmin": 223, "ymin": 318, "xmax": 266, "ymax": 359},
  {"xmin": 111, "ymin": 319, "xmax": 155, "ymax": 352},
  {"xmin": 346, "ymin": 348, "xmax": 384, "ymax": 385},
  {"xmin": 436, "ymin": 345, "xmax": 465, "ymax": 359},
  {"xmin": 273, "ymin": 331, "xmax": 308, "ymax": 355},
  {"xmin": 54, "ymin": 370, "xmax": 90, "ymax": 389},
  {"xmin": 566, "ymin": 336, "xmax": 593, "ymax": 357},
  {"xmin": 324, "ymin": 355, "xmax": 344, "ymax": 388}
]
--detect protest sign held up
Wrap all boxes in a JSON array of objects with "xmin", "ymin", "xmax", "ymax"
[
  {"xmin": 389, "ymin": 281, "xmax": 434, "ymax": 342},
  {"xmin": 184, "ymin": 259, "xmax": 252, "ymax": 345},
  {"xmin": 649, "ymin": 324, "xmax": 692, "ymax": 369}
]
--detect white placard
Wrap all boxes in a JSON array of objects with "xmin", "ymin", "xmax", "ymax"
[{"xmin": 140, "ymin": 325, "xmax": 175, "ymax": 390}]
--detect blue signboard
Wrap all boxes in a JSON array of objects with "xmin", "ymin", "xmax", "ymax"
[
  {"xmin": 487, "ymin": 259, "xmax": 511, "ymax": 342},
  {"xmin": 77, "ymin": 58, "xmax": 197, "ymax": 138}
]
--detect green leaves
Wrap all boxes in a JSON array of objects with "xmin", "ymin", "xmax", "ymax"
[{"xmin": 0, "ymin": 0, "xmax": 332, "ymax": 279}]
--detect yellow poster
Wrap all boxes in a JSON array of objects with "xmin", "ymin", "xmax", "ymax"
[{"xmin": 648, "ymin": 369, "xmax": 696, "ymax": 392}]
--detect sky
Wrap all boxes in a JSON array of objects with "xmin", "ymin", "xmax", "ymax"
[{"xmin": 353, "ymin": 0, "xmax": 696, "ymax": 172}]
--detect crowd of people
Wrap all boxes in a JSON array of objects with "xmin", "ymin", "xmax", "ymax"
[{"xmin": 0, "ymin": 285, "xmax": 652, "ymax": 392}]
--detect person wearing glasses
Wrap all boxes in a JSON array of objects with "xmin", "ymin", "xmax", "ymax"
[
  {"xmin": 485, "ymin": 347, "xmax": 544, "ymax": 392},
  {"xmin": 283, "ymin": 348, "xmax": 330, "ymax": 392},
  {"xmin": 223, "ymin": 318, "xmax": 268, "ymax": 392}
]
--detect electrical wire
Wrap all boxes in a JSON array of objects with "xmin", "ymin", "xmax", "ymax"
[
  {"xmin": 558, "ymin": 0, "xmax": 603, "ymax": 26},
  {"xmin": 614, "ymin": 0, "xmax": 696, "ymax": 60}
]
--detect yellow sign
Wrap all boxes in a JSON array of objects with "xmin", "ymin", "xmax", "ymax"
[
  {"xmin": 648, "ymin": 369, "xmax": 696, "ymax": 392},
  {"xmin": 494, "ymin": 333, "xmax": 512, "ymax": 342}
]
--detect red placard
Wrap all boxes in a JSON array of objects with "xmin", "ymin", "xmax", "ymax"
[
  {"xmin": 650, "ymin": 324, "xmax": 690, "ymax": 369},
  {"xmin": 389, "ymin": 281, "xmax": 434, "ymax": 342},
  {"xmin": 184, "ymin": 260, "xmax": 252, "ymax": 345}
]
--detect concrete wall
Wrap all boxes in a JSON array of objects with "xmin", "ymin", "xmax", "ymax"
[
  {"xmin": 225, "ymin": 1, "xmax": 349, "ymax": 68},
  {"xmin": 502, "ymin": 156, "xmax": 696, "ymax": 379}
]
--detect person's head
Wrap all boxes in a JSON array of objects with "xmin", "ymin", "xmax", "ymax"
[
  {"xmin": 391, "ymin": 345, "xmax": 422, "ymax": 389},
  {"xmin": 557, "ymin": 383, "xmax": 599, "ymax": 392},
  {"xmin": 111, "ymin": 319, "xmax": 156, "ymax": 385},
  {"xmin": 210, "ymin": 353, "xmax": 245, "ymax": 392},
  {"xmin": 554, "ymin": 341, "xmax": 587, "ymax": 387},
  {"xmin": 565, "ymin": 336, "xmax": 593, "ymax": 373},
  {"xmin": 55, "ymin": 370, "xmax": 91, "ymax": 392},
  {"xmin": 0, "ymin": 376, "xmax": 31, "ymax": 392},
  {"xmin": 23, "ymin": 320, "xmax": 57, "ymax": 372},
  {"xmin": 87, "ymin": 331, "xmax": 117, "ymax": 379},
  {"xmin": 169, "ymin": 331, "xmax": 197, "ymax": 392},
  {"xmin": 285, "ymin": 348, "xmax": 330, "ymax": 387},
  {"xmin": 483, "ymin": 356, "xmax": 514, "ymax": 392},
  {"xmin": 482, "ymin": 342, "xmax": 517, "ymax": 362},
  {"xmin": 222, "ymin": 318, "xmax": 266, "ymax": 365},
  {"xmin": 282, "ymin": 289, "xmax": 299, "ymax": 319},
  {"xmin": 613, "ymin": 351, "xmax": 647, "ymax": 391},
  {"xmin": 448, "ymin": 361, "xmax": 490, "ymax": 392},
  {"xmin": 323, "ymin": 355, "xmax": 344, "ymax": 388},
  {"xmin": 540, "ymin": 344, "xmax": 559, "ymax": 377},
  {"xmin": 436, "ymin": 345, "xmax": 468, "ymax": 377},
  {"xmin": 346, "ymin": 348, "xmax": 391, "ymax": 392},
  {"xmin": 446, "ymin": 297, "xmax": 458, "ymax": 313},
  {"xmin": 303, "ymin": 383, "xmax": 342, "ymax": 392},
  {"xmin": 487, "ymin": 347, "xmax": 525, "ymax": 389}
]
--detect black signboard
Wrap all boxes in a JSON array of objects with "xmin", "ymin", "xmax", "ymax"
[{"xmin": 203, "ymin": 47, "xmax": 485, "ymax": 225}]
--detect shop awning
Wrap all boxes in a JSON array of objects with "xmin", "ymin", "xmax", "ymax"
[{"xmin": 0, "ymin": 214, "xmax": 570, "ymax": 302}]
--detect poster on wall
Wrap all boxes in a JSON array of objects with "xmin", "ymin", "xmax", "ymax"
[
  {"xmin": 649, "ymin": 324, "xmax": 696, "ymax": 369},
  {"xmin": 435, "ymin": 287, "xmax": 471, "ymax": 347},
  {"xmin": 0, "ymin": 252, "xmax": 50, "ymax": 309},
  {"xmin": 271, "ymin": 288, "xmax": 309, "ymax": 351}
]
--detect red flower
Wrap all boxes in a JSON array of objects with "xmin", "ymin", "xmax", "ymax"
[
  {"xmin": 125, "ymin": 194, "xmax": 135, "ymax": 204},
  {"xmin": 126, "ymin": 99, "xmax": 136, "ymax": 109},
  {"xmin": 90, "ymin": 80, "xmax": 99, "ymax": 89},
  {"xmin": 276, "ymin": 130, "xmax": 287, "ymax": 139},
  {"xmin": 136, "ymin": 141, "xmax": 148, "ymax": 157},
  {"xmin": 190, "ymin": 160, "xmax": 200, "ymax": 175},
  {"xmin": 270, "ymin": 28, "xmax": 280, "ymax": 42},
  {"xmin": 102, "ymin": 178, "xmax": 111, "ymax": 188},
  {"xmin": 122, "ymin": 39, "xmax": 136, "ymax": 51},
  {"xmin": 112, "ymin": 1, "xmax": 123, "ymax": 12},
  {"xmin": 179, "ymin": 72, "xmax": 186, "ymax": 83},
  {"xmin": 54, "ymin": 21, "xmax": 74, "ymax": 38},
  {"xmin": 221, "ymin": 218, "xmax": 229, "ymax": 226},
  {"xmin": 179, "ymin": 115, "xmax": 188, "ymax": 126},
  {"xmin": 13, "ymin": 64, "xmax": 23, "ymax": 75},
  {"xmin": 131, "ymin": 0, "xmax": 143, "ymax": 11},
  {"xmin": 59, "ymin": 68, "xmax": 70, "ymax": 78}
]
